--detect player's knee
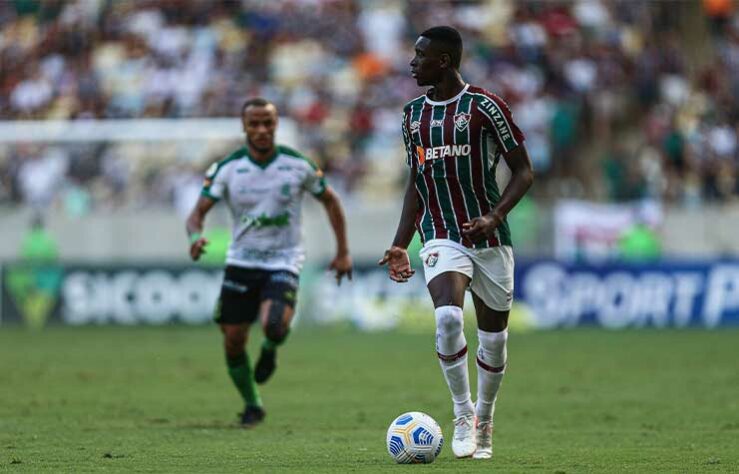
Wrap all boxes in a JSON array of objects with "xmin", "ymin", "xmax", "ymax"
[
  {"xmin": 223, "ymin": 327, "xmax": 246, "ymax": 353},
  {"xmin": 477, "ymin": 328, "xmax": 507, "ymax": 371},
  {"xmin": 263, "ymin": 302, "xmax": 288, "ymax": 343},
  {"xmin": 435, "ymin": 305, "xmax": 464, "ymax": 336},
  {"xmin": 264, "ymin": 324, "xmax": 286, "ymax": 344}
]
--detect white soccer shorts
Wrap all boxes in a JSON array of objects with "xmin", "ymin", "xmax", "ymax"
[{"xmin": 419, "ymin": 239, "xmax": 514, "ymax": 311}]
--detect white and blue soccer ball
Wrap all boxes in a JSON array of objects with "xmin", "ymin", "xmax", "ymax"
[{"xmin": 386, "ymin": 411, "xmax": 444, "ymax": 464}]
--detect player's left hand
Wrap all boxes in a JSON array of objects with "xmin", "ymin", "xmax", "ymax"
[
  {"xmin": 462, "ymin": 213, "xmax": 502, "ymax": 242},
  {"xmin": 329, "ymin": 253, "xmax": 353, "ymax": 286}
]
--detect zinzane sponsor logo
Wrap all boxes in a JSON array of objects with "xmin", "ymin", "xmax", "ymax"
[
  {"xmin": 416, "ymin": 144, "xmax": 471, "ymax": 164},
  {"xmin": 478, "ymin": 97, "xmax": 512, "ymax": 144}
]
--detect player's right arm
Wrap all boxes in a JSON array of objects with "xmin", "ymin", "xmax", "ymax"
[
  {"xmin": 186, "ymin": 196, "xmax": 216, "ymax": 261},
  {"xmin": 378, "ymin": 168, "xmax": 418, "ymax": 282},
  {"xmin": 379, "ymin": 108, "xmax": 419, "ymax": 283},
  {"xmin": 187, "ymin": 158, "xmax": 228, "ymax": 261}
]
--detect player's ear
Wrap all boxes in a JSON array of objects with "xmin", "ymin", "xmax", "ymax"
[{"xmin": 439, "ymin": 53, "xmax": 451, "ymax": 69}]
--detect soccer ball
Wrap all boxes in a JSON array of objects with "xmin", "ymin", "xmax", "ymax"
[{"xmin": 386, "ymin": 411, "xmax": 444, "ymax": 464}]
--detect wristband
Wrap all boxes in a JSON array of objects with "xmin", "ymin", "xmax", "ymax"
[{"xmin": 189, "ymin": 232, "xmax": 202, "ymax": 245}]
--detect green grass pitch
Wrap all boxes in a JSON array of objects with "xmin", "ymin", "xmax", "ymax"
[{"xmin": 1, "ymin": 326, "xmax": 737, "ymax": 472}]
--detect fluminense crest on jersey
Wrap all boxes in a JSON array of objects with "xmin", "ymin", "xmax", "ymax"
[{"xmin": 453, "ymin": 112, "xmax": 471, "ymax": 132}]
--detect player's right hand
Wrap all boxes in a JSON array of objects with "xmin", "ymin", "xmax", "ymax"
[
  {"xmin": 378, "ymin": 246, "xmax": 415, "ymax": 283},
  {"xmin": 189, "ymin": 237, "xmax": 209, "ymax": 261}
]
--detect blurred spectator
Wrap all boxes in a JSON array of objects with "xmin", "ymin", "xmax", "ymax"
[
  {"xmin": 617, "ymin": 221, "xmax": 662, "ymax": 262},
  {"xmin": 15, "ymin": 145, "xmax": 68, "ymax": 210},
  {"xmin": 19, "ymin": 214, "xmax": 58, "ymax": 262},
  {"xmin": 0, "ymin": 0, "xmax": 737, "ymax": 212}
]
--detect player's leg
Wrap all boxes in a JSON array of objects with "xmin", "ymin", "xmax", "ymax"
[
  {"xmin": 470, "ymin": 294, "xmax": 507, "ymax": 459},
  {"xmin": 219, "ymin": 322, "xmax": 264, "ymax": 425},
  {"xmin": 215, "ymin": 266, "xmax": 264, "ymax": 426},
  {"xmin": 468, "ymin": 246, "xmax": 514, "ymax": 459},
  {"xmin": 254, "ymin": 298, "xmax": 294, "ymax": 384},
  {"xmin": 427, "ymin": 272, "xmax": 478, "ymax": 458},
  {"xmin": 254, "ymin": 271, "xmax": 298, "ymax": 384},
  {"xmin": 420, "ymin": 243, "xmax": 476, "ymax": 458},
  {"xmin": 427, "ymin": 272, "xmax": 474, "ymax": 417}
]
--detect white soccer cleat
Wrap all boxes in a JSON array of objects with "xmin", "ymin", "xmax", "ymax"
[
  {"xmin": 452, "ymin": 414, "xmax": 477, "ymax": 458},
  {"xmin": 472, "ymin": 419, "xmax": 493, "ymax": 459}
]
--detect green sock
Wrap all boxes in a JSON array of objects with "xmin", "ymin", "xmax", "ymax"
[
  {"xmin": 226, "ymin": 353, "xmax": 262, "ymax": 408},
  {"xmin": 262, "ymin": 329, "xmax": 290, "ymax": 351}
]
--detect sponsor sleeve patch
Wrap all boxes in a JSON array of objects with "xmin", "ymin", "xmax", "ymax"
[{"xmin": 205, "ymin": 162, "xmax": 218, "ymax": 179}]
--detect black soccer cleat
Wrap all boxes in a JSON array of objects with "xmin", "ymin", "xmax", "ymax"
[
  {"xmin": 239, "ymin": 406, "xmax": 265, "ymax": 427},
  {"xmin": 254, "ymin": 347, "xmax": 276, "ymax": 385}
]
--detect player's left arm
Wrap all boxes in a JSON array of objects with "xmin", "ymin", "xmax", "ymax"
[
  {"xmin": 462, "ymin": 145, "xmax": 534, "ymax": 241},
  {"xmin": 317, "ymin": 186, "xmax": 353, "ymax": 285}
]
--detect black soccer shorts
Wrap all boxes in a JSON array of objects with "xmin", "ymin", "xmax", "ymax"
[{"xmin": 214, "ymin": 266, "xmax": 299, "ymax": 325}]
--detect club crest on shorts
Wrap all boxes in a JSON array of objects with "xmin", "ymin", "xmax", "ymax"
[
  {"xmin": 454, "ymin": 113, "xmax": 471, "ymax": 132},
  {"xmin": 425, "ymin": 252, "xmax": 439, "ymax": 267}
]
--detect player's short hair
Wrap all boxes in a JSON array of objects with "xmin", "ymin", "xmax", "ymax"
[
  {"xmin": 241, "ymin": 97, "xmax": 273, "ymax": 116},
  {"xmin": 420, "ymin": 26, "xmax": 463, "ymax": 69}
]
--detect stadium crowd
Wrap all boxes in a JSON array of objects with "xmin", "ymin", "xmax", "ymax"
[{"xmin": 0, "ymin": 0, "xmax": 738, "ymax": 215}]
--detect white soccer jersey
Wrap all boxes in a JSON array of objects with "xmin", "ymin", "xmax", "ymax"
[{"xmin": 201, "ymin": 144, "xmax": 327, "ymax": 274}]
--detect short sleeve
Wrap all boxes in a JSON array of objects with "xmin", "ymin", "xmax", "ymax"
[
  {"xmin": 475, "ymin": 92, "xmax": 525, "ymax": 154},
  {"xmin": 201, "ymin": 161, "xmax": 228, "ymax": 201}
]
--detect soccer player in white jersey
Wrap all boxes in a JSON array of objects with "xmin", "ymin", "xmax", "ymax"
[
  {"xmin": 187, "ymin": 98, "xmax": 353, "ymax": 427},
  {"xmin": 379, "ymin": 26, "xmax": 534, "ymax": 459}
]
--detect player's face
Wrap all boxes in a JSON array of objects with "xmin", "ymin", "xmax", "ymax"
[
  {"xmin": 410, "ymin": 37, "xmax": 442, "ymax": 86},
  {"xmin": 242, "ymin": 105, "xmax": 278, "ymax": 153}
]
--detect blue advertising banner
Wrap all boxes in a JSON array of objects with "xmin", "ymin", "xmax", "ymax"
[
  {"xmin": 514, "ymin": 260, "xmax": 739, "ymax": 328},
  {"xmin": 4, "ymin": 260, "xmax": 739, "ymax": 329}
]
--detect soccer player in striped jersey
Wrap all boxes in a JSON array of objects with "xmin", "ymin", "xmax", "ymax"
[
  {"xmin": 379, "ymin": 26, "xmax": 534, "ymax": 459},
  {"xmin": 187, "ymin": 98, "xmax": 353, "ymax": 427}
]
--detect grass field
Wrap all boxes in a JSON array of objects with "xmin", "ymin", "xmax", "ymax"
[{"xmin": 0, "ymin": 326, "xmax": 737, "ymax": 473}]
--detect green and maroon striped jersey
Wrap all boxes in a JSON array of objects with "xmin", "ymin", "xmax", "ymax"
[{"xmin": 401, "ymin": 84, "xmax": 525, "ymax": 249}]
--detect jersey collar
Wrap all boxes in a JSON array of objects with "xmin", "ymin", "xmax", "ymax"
[
  {"xmin": 245, "ymin": 145, "xmax": 279, "ymax": 169},
  {"xmin": 425, "ymin": 83, "xmax": 469, "ymax": 106}
]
